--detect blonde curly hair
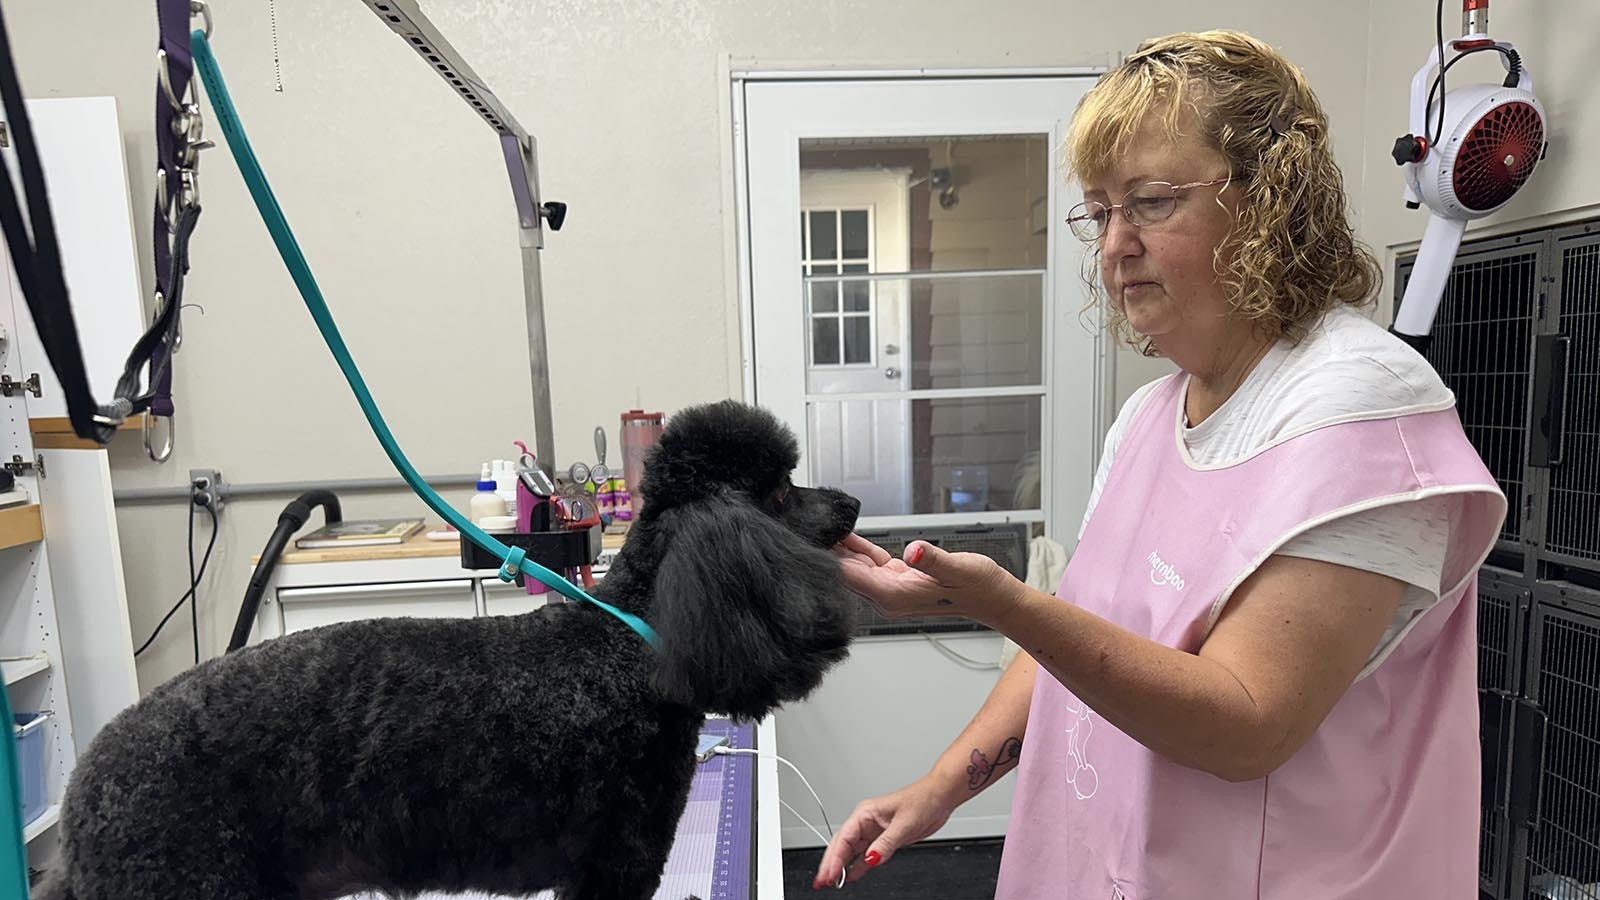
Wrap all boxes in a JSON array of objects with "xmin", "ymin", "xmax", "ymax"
[{"xmin": 1067, "ymin": 30, "xmax": 1380, "ymax": 354}]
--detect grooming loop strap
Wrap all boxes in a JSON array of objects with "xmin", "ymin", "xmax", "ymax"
[{"xmin": 498, "ymin": 546, "xmax": 528, "ymax": 583}]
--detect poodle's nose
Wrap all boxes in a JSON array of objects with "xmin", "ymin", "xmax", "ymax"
[{"xmin": 840, "ymin": 494, "xmax": 861, "ymax": 524}]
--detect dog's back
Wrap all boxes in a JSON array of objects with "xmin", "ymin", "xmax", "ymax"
[{"xmin": 42, "ymin": 604, "xmax": 700, "ymax": 900}]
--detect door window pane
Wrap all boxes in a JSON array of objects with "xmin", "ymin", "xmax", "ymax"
[
  {"xmin": 807, "ymin": 395, "xmax": 1043, "ymax": 516},
  {"xmin": 808, "ymin": 210, "xmax": 837, "ymax": 260},
  {"xmin": 812, "ymin": 318, "xmax": 841, "ymax": 365},
  {"xmin": 842, "ymin": 209, "xmax": 870, "ymax": 259},
  {"xmin": 807, "ymin": 272, "xmax": 1042, "ymax": 394},
  {"xmin": 801, "ymin": 134, "xmax": 1049, "ymax": 272},
  {"xmin": 843, "ymin": 315, "xmax": 873, "ymax": 365},
  {"xmin": 804, "ymin": 211, "xmax": 876, "ymax": 369},
  {"xmin": 842, "ymin": 281, "xmax": 871, "ymax": 313},
  {"xmin": 810, "ymin": 281, "xmax": 839, "ymax": 314}
]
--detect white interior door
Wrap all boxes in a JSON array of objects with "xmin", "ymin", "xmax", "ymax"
[
  {"xmin": 738, "ymin": 73, "xmax": 1102, "ymax": 849},
  {"xmin": 742, "ymin": 76, "xmax": 1101, "ymax": 531},
  {"xmin": 801, "ymin": 169, "xmax": 912, "ymax": 514}
]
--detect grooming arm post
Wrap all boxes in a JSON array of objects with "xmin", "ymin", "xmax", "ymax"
[{"xmin": 358, "ymin": 0, "xmax": 558, "ymax": 472}]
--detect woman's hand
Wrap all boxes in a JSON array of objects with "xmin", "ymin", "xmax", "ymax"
[
  {"xmin": 833, "ymin": 533, "xmax": 1019, "ymax": 624},
  {"xmin": 812, "ymin": 776, "xmax": 962, "ymax": 889}
]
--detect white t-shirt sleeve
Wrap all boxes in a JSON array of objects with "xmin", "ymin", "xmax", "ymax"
[
  {"xmin": 1080, "ymin": 378, "xmax": 1167, "ymax": 541},
  {"xmin": 1272, "ymin": 494, "xmax": 1458, "ymax": 677}
]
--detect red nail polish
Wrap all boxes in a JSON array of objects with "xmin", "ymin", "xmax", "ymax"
[
  {"xmin": 908, "ymin": 546, "xmax": 924, "ymax": 567},
  {"xmin": 865, "ymin": 850, "xmax": 882, "ymax": 867}
]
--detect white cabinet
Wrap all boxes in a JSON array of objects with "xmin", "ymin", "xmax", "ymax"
[
  {"xmin": 247, "ymin": 533, "xmax": 623, "ymax": 644},
  {"xmin": 0, "ymin": 96, "xmax": 145, "ymax": 877},
  {"xmin": 277, "ymin": 580, "xmax": 479, "ymax": 636},
  {"xmin": 2, "ymin": 97, "xmax": 147, "ymax": 424},
  {"xmin": 480, "ymin": 577, "xmax": 547, "ymax": 618}
]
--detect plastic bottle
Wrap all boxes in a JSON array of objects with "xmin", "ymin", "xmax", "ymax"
[
  {"xmin": 492, "ymin": 459, "xmax": 518, "ymax": 518},
  {"xmin": 470, "ymin": 463, "xmax": 508, "ymax": 524}
]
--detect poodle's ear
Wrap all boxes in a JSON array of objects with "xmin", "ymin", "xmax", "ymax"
[{"xmin": 649, "ymin": 494, "xmax": 853, "ymax": 719}]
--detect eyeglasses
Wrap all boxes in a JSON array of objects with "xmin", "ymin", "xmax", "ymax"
[{"xmin": 1065, "ymin": 175, "xmax": 1232, "ymax": 243}]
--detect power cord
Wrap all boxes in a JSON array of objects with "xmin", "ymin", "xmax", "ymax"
[
  {"xmin": 922, "ymin": 632, "xmax": 1002, "ymax": 671},
  {"xmin": 1424, "ymin": 0, "xmax": 1524, "ymax": 150},
  {"xmin": 1429, "ymin": 0, "xmax": 1446, "ymax": 148},
  {"xmin": 189, "ymin": 495, "xmax": 200, "ymax": 664},
  {"xmin": 134, "ymin": 499, "xmax": 218, "ymax": 660},
  {"xmin": 711, "ymin": 747, "xmax": 847, "ymax": 889}
]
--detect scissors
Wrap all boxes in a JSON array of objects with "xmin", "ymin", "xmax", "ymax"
[{"xmin": 567, "ymin": 426, "xmax": 611, "ymax": 487}]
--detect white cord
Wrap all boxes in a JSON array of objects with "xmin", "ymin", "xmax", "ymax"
[
  {"xmin": 922, "ymin": 632, "xmax": 1002, "ymax": 670},
  {"xmin": 781, "ymin": 798, "xmax": 833, "ymax": 846},
  {"xmin": 714, "ymin": 747, "xmax": 846, "ymax": 889}
]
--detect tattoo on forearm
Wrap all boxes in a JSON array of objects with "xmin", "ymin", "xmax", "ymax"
[{"xmin": 966, "ymin": 737, "xmax": 1022, "ymax": 790}]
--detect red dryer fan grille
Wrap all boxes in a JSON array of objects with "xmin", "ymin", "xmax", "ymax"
[{"xmin": 1453, "ymin": 100, "xmax": 1544, "ymax": 212}]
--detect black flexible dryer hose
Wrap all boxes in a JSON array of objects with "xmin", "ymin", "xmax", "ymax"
[{"xmin": 227, "ymin": 491, "xmax": 342, "ymax": 652}]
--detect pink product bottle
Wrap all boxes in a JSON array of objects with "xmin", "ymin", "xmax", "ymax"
[
  {"xmin": 516, "ymin": 471, "xmax": 548, "ymax": 597},
  {"xmin": 620, "ymin": 409, "xmax": 664, "ymax": 521},
  {"xmin": 611, "ymin": 477, "xmax": 632, "ymax": 521}
]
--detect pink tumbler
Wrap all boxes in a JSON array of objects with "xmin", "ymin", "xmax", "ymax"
[{"xmin": 620, "ymin": 409, "xmax": 664, "ymax": 521}]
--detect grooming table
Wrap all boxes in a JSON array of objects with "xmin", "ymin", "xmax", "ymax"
[
  {"xmin": 654, "ymin": 717, "xmax": 757, "ymax": 899},
  {"xmin": 510, "ymin": 716, "xmax": 772, "ymax": 900}
]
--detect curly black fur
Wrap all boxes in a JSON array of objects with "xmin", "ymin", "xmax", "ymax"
[{"xmin": 34, "ymin": 400, "xmax": 860, "ymax": 900}]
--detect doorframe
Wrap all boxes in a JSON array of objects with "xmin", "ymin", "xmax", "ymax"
[{"xmin": 724, "ymin": 64, "xmax": 1109, "ymax": 544}]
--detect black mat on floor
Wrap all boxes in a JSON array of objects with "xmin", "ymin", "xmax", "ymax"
[{"xmin": 781, "ymin": 838, "xmax": 1004, "ymax": 899}]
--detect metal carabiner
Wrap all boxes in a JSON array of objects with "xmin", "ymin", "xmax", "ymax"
[
  {"xmin": 154, "ymin": 168, "xmax": 200, "ymax": 232},
  {"xmin": 155, "ymin": 168, "xmax": 171, "ymax": 228},
  {"xmin": 156, "ymin": 50, "xmax": 191, "ymax": 113},
  {"xmin": 178, "ymin": 168, "xmax": 200, "ymax": 214},
  {"xmin": 190, "ymin": 0, "xmax": 213, "ymax": 39},
  {"xmin": 143, "ymin": 412, "xmax": 175, "ymax": 463},
  {"xmin": 173, "ymin": 104, "xmax": 208, "ymax": 169}
]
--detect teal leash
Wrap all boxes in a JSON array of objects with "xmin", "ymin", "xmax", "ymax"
[{"xmin": 188, "ymin": 30, "xmax": 659, "ymax": 650}]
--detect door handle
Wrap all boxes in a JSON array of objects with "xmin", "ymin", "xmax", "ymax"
[{"xmin": 884, "ymin": 367, "xmax": 901, "ymax": 379}]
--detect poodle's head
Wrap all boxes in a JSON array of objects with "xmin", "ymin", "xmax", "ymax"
[{"xmin": 638, "ymin": 400, "xmax": 861, "ymax": 719}]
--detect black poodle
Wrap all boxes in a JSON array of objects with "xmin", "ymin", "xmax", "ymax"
[{"xmin": 36, "ymin": 400, "xmax": 861, "ymax": 900}]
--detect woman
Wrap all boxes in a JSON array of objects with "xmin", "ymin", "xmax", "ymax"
[{"xmin": 815, "ymin": 30, "xmax": 1504, "ymax": 898}]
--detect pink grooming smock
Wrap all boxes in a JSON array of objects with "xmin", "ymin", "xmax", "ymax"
[{"xmin": 994, "ymin": 373, "xmax": 1505, "ymax": 899}]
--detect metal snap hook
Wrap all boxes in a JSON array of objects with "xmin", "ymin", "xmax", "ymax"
[
  {"xmin": 156, "ymin": 168, "xmax": 172, "ymax": 229},
  {"xmin": 143, "ymin": 412, "xmax": 175, "ymax": 463},
  {"xmin": 190, "ymin": 0, "xmax": 213, "ymax": 38},
  {"xmin": 156, "ymin": 50, "xmax": 190, "ymax": 112}
]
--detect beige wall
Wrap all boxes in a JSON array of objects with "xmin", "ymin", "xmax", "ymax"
[{"xmin": 7, "ymin": 0, "xmax": 1379, "ymax": 690}]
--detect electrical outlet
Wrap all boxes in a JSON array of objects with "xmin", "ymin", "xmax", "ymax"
[{"xmin": 189, "ymin": 467, "xmax": 224, "ymax": 513}]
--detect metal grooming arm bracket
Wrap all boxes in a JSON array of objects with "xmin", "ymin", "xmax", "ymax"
[{"xmin": 359, "ymin": 0, "xmax": 566, "ymax": 472}]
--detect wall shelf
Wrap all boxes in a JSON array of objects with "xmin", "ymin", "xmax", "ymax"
[
  {"xmin": 0, "ymin": 505, "xmax": 43, "ymax": 552},
  {"xmin": 22, "ymin": 805, "xmax": 60, "ymax": 845},
  {"xmin": 1, "ymin": 655, "xmax": 49, "ymax": 687}
]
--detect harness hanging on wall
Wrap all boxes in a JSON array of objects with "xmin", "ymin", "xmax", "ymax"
[
  {"xmin": 0, "ymin": 0, "xmax": 208, "ymax": 453},
  {"xmin": 1389, "ymin": 0, "xmax": 1548, "ymax": 354}
]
